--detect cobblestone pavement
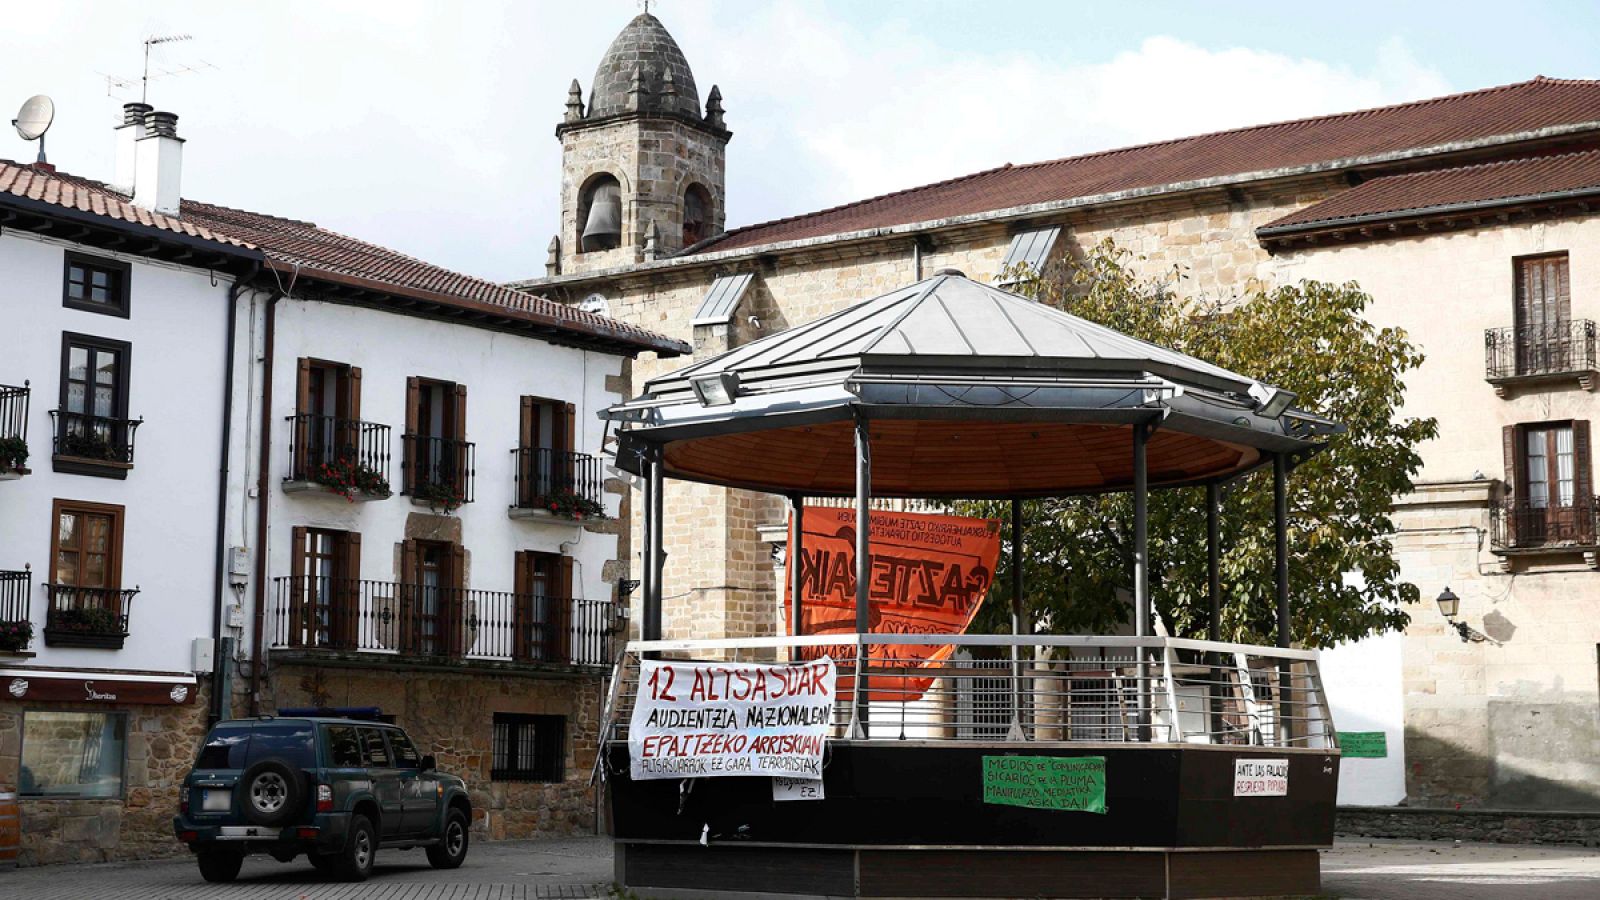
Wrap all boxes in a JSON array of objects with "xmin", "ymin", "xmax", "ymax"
[{"xmin": 2, "ymin": 836, "xmax": 1599, "ymax": 898}]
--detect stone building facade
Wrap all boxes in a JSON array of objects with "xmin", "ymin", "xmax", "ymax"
[{"xmin": 511, "ymin": 16, "xmax": 1600, "ymax": 816}]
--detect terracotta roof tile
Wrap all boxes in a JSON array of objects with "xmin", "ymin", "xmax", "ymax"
[
  {"xmin": 1260, "ymin": 148, "xmax": 1600, "ymax": 232},
  {"xmin": 693, "ymin": 77, "xmax": 1600, "ymax": 254},
  {"xmin": 0, "ymin": 159, "xmax": 684, "ymax": 355}
]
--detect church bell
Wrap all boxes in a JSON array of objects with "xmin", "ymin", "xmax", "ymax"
[{"xmin": 582, "ymin": 182, "xmax": 623, "ymax": 251}]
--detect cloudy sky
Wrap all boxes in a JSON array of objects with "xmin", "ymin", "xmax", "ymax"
[{"xmin": 5, "ymin": 1, "xmax": 1598, "ymax": 282}]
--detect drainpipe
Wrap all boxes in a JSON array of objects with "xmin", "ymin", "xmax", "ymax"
[
  {"xmin": 211, "ymin": 261, "xmax": 259, "ymax": 724},
  {"xmin": 249, "ymin": 292, "xmax": 282, "ymax": 716}
]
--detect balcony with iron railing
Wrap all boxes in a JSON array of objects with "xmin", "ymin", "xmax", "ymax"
[
  {"xmin": 510, "ymin": 447, "xmax": 606, "ymax": 521},
  {"xmin": 0, "ymin": 568, "xmax": 32, "ymax": 653},
  {"xmin": 42, "ymin": 583, "xmax": 139, "ymax": 649},
  {"xmin": 1489, "ymin": 496, "xmax": 1600, "ymax": 554},
  {"xmin": 0, "ymin": 381, "xmax": 30, "ymax": 480},
  {"xmin": 268, "ymin": 576, "xmax": 617, "ymax": 669},
  {"xmin": 403, "ymin": 434, "xmax": 475, "ymax": 512},
  {"xmin": 283, "ymin": 414, "xmax": 393, "ymax": 502},
  {"xmin": 1484, "ymin": 320, "xmax": 1599, "ymax": 395},
  {"xmin": 49, "ymin": 409, "xmax": 142, "ymax": 478}
]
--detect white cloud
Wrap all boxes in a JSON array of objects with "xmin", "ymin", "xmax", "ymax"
[{"xmin": 0, "ymin": 1, "xmax": 1452, "ymax": 282}]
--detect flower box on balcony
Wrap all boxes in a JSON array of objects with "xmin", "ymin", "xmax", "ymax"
[
  {"xmin": 42, "ymin": 588, "xmax": 135, "ymax": 649},
  {"xmin": 0, "ymin": 434, "xmax": 28, "ymax": 480}
]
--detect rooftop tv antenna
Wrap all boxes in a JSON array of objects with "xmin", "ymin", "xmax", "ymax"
[
  {"xmin": 12, "ymin": 95, "xmax": 55, "ymax": 164},
  {"xmin": 142, "ymin": 34, "xmax": 192, "ymax": 103}
]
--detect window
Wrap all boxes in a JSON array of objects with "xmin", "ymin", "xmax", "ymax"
[
  {"xmin": 52, "ymin": 500, "xmax": 124, "ymax": 591},
  {"xmin": 1513, "ymin": 253, "xmax": 1574, "ymax": 376},
  {"xmin": 358, "ymin": 726, "xmax": 392, "ymax": 767},
  {"xmin": 56, "ymin": 333, "xmax": 135, "ymax": 470},
  {"xmin": 578, "ymin": 174, "xmax": 622, "ymax": 253},
  {"xmin": 62, "ymin": 252, "xmax": 131, "ymax": 318},
  {"xmin": 1503, "ymin": 420, "xmax": 1594, "ymax": 546},
  {"xmin": 490, "ymin": 713, "xmax": 565, "ymax": 782},
  {"xmin": 516, "ymin": 396, "xmax": 578, "ymax": 508},
  {"xmin": 683, "ymin": 183, "xmax": 712, "ymax": 247},
  {"xmin": 291, "ymin": 358, "xmax": 365, "ymax": 481},
  {"xmin": 19, "ymin": 711, "xmax": 127, "ymax": 798},
  {"xmin": 401, "ymin": 539, "xmax": 465, "ymax": 657},
  {"xmin": 324, "ymin": 725, "xmax": 363, "ymax": 767},
  {"xmin": 286, "ymin": 527, "xmax": 360, "ymax": 649},
  {"xmin": 513, "ymin": 551, "xmax": 574, "ymax": 662},
  {"xmin": 404, "ymin": 377, "xmax": 470, "ymax": 502},
  {"xmin": 386, "ymin": 729, "xmax": 422, "ymax": 768}
]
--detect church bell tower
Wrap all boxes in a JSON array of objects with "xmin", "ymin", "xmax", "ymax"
[{"xmin": 551, "ymin": 12, "xmax": 730, "ymax": 276}]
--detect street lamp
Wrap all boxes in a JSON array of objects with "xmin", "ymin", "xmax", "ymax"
[{"xmin": 1435, "ymin": 586, "xmax": 1481, "ymax": 643}]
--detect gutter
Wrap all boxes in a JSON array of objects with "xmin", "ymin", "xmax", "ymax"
[
  {"xmin": 0, "ymin": 192, "xmax": 258, "ymax": 259},
  {"xmin": 211, "ymin": 261, "xmax": 259, "ymax": 723},
  {"xmin": 1255, "ymin": 183, "xmax": 1600, "ymax": 239},
  {"xmin": 248, "ymin": 291, "xmax": 281, "ymax": 716},
  {"xmin": 511, "ymin": 120, "xmax": 1600, "ymax": 291}
]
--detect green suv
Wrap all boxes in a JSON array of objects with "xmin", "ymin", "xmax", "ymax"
[{"xmin": 172, "ymin": 713, "xmax": 472, "ymax": 882}]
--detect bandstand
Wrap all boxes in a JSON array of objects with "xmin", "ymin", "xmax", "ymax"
[{"xmin": 597, "ymin": 272, "xmax": 1346, "ymax": 899}]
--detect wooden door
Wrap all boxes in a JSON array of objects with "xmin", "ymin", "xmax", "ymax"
[{"xmin": 1515, "ymin": 254, "xmax": 1571, "ymax": 374}]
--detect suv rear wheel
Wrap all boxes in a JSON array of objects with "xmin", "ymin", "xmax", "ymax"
[
  {"xmin": 333, "ymin": 814, "xmax": 377, "ymax": 882},
  {"xmin": 196, "ymin": 847, "xmax": 244, "ymax": 883},
  {"xmin": 426, "ymin": 808, "xmax": 469, "ymax": 869},
  {"xmin": 239, "ymin": 757, "xmax": 305, "ymax": 827}
]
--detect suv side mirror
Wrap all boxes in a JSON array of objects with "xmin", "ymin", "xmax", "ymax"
[{"xmin": 420, "ymin": 754, "xmax": 437, "ymax": 772}]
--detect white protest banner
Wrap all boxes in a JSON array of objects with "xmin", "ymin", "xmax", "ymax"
[
  {"xmin": 772, "ymin": 776, "xmax": 825, "ymax": 801},
  {"xmin": 629, "ymin": 657, "xmax": 835, "ymax": 781},
  {"xmin": 1232, "ymin": 758, "xmax": 1289, "ymax": 796}
]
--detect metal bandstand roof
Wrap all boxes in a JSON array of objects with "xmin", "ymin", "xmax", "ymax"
[{"xmin": 607, "ymin": 273, "xmax": 1340, "ymax": 498}]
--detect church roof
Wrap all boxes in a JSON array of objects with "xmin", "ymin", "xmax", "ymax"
[
  {"xmin": 689, "ymin": 77, "xmax": 1600, "ymax": 255},
  {"xmin": 587, "ymin": 12, "xmax": 701, "ymax": 120}
]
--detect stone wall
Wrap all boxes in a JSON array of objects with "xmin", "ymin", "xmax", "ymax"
[
  {"xmin": 267, "ymin": 663, "xmax": 604, "ymax": 840},
  {"xmin": 1337, "ymin": 806, "xmax": 1600, "ymax": 846},
  {"xmin": 0, "ymin": 682, "xmax": 213, "ymax": 866}
]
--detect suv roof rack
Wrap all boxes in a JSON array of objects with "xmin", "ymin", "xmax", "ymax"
[{"xmin": 276, "ymin": 706, "xmax": 392, "ymax": 722}]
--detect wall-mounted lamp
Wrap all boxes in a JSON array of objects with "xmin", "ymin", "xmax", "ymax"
[
  {"xmin": 1249, "ymin": 382, "xmax": 1298, "ymax": 419},
  {"xmin": 1436, "ymin": 586, "xmax": 1485, "ymax": 643},
  {"xmin": 691, "ymin": 371, "xmax": 741, "ymax": 407},
  {"xmin": 617, "ymin": 579, "xmax": 641, "ymax": 598}
]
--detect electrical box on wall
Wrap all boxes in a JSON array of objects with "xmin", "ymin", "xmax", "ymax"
[
  {"xmin": 192, "ymin": 637, "xmax": 216, "ymax": 674},
  {"xmin": 229, "ymin": 546, "xmax": 250, "ymax": 585}
]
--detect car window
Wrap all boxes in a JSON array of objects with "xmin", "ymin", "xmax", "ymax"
[
  {"xmin": 324, "ymin": 725, "xmax": 362, "ymax": 767},
  {"xmin": 195, "ymin": 724, "xmax": 252, "ymax": 769},
  {"xmin": 387, "ymin": 729, "xmax": 421, "ymax": 768},
  {"xmin": 246, "ymin": 723, "xmax": 317, "ymax": 769},
  {"xmin": 358, "ymin": 727, "xmax": 391, "ymax": 767}
]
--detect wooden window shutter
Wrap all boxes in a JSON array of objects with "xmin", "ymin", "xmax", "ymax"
[
  {"xmin": 295, "ymin": 358, "xmax": 312, "ymax": 415},
  {"xmin": 450, "ymin": 542, "xmax": 469, "ymax": 656},
  {"xmin": 563, "ymin": 402, "xmax": 577, "ymax": 454},
  {"xmin": 513, "ymin": 550, "xmax": 531, "ymax": 662},
  {"xmin": 404, "ymin": 377, "xmax": 421, "ymax": 493},
  {"xmin": 399, "ymin": 539, "xmax": 418, "ymax": 652},
  {"xmin": 453, "ymin": 383, "xmax": 468, "ymax": 441},
  {"xmin": 348, "ymin": 367, "xmax": 363, "ymax": 422},
  {"xmin": 1575, "ymin": 419, "xmax": 1593, "ymax": 508},
  {"xmin": 556, "ymin": 556, "xmax": 575, "ymax": 662},
  {"xmin": 334, "ymin": 532, "xmax": 362, "ymax": 649},
  {"xmin": 1502, "ymin": 424, "xmax": 1522, "ymax": 546},
  {"xmin": 293, "ymin": 359, "xmax": 313, "ymax": 477},
  {"xmin": 450, "ymin": 543, "xmax": 467, "ymax": 591},
  {"xmin": 289, "ymin": 526, "xmax": 308, "ymax": 647},
  {"xmin": 520, "ymin": 396, "xmax": 536, "ymax": 448}
]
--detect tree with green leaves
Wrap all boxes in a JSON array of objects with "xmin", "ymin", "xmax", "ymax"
[{"xmin": 955, "ymin": 241, "xmax": 1437, "ymax": 648}]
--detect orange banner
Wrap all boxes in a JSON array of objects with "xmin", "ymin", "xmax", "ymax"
[{"xmin": 783, "ymin": 505, "xmax": 1002, "ymax": 700}]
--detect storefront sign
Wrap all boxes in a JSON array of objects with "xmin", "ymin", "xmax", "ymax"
[
  {"xmin": 785, "ymin": 505, "xmax": 1002, "ymax": 699},
  {"xmin": 0, "ymin": 670, "xmax": 196, "ymax": 705},
  {"xmin": 629, "ymin": 658, "xmax": 835, "ymax": 781},
  {"xmin": 1233, "ymin": 758, "xmax": 1289, "ymax": 796},
  {"xmin": 1338, "ymin": 731, "xmax": 1388, "ymax": 758},
  {"xmin": 982, "ymin": 755, "xmax": 1106, "ymax": 813}
]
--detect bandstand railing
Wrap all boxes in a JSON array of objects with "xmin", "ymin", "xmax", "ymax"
[{"xmin": 602, "ymin": 634, "xmax": 1336, "ymax": 750}]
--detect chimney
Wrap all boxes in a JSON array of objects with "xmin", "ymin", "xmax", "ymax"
[
  {"xmin": 133, "ymin": 110, "xmax": 184, "ymax": 215},
  {"xmin": 112, "ymin": 102, "xmax": 151, "ymax": 193}
]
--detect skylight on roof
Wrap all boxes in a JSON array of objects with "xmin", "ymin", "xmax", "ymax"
[{"xmin": 690, "ymin": 273, "xmax": 756, "ymax": 326}]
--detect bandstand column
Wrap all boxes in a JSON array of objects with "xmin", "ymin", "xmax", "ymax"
[
  {"xmin": 1274, "ymin": 452, "xmax": 1293, "ymax": 739},
  {"xmin": 1009, "ymin": 497, "xmax": 1025, "ymax": 739},
  {"xmin": 645, "ymin": 445, "xmax": 665, "ymax": 643},
  {"xmin": 790, "ymin": 493, "xmax": 805, "ymax": 662},
  {"xmin": 1133, "ymin": 422, "xmax": 1151, "ymax": 739},
  {"xmin": 1207, "ymin": 481, "xmax": 1222, "ymax": 643},
  {"xmin": 853, "ymin": 415, "xmax": 872, "ymax": 736}
]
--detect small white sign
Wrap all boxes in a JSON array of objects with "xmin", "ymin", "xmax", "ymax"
[
  {"xmin": 772, "ymin": 777, "xmax": 825, "ymax": 801},
  {"xmin": 1233, "ymin": 758, "xmax": 1289, "ymax": 797}
]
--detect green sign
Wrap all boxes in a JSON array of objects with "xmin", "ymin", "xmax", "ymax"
[
  {"xmin": 1339, "ymin": 731, "xmax": 1388, "ymax": 758},
  {"xmin": 982, "ymin": 755, "xmax": 1106, "ymax": 814}
]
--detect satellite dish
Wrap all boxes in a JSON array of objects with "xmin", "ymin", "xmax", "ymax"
[{"xmin": 12, "ymin": 95, "xmax": 54, "ymax": 164}]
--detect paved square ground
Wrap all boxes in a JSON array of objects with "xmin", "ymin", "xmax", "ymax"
[{"xmin": 1, "ymin": 835, "xmax": 1598, "ymax": 898}]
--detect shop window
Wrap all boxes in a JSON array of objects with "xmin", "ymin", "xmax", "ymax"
[
  {"xmin": 19, "ymin": 710, "xmax": 127, "ymax": 798},
  {"xmin": 490, "ymin": 713, "xmax": 565, "ymax": 782}
]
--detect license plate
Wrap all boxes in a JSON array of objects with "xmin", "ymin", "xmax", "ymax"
[
  {"xmin": 202, "ymin": 790, "xmax": 231, "ymax": 812},
  {"xmin": 218, "ymin": 826, "xmax": 270, "ymax": 839}
]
